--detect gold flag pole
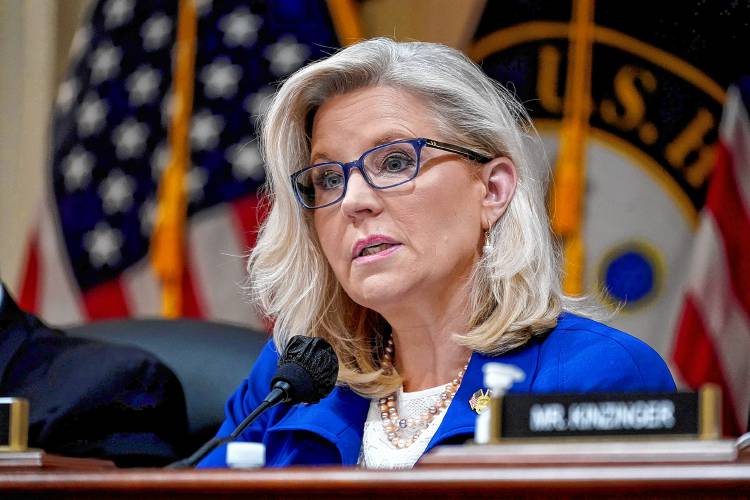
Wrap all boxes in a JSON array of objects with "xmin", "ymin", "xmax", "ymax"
[
  {"xmin": 326, "ymin": 0, "xmax": 365, "ymax": 45},
  {"xmin": 150, "ymin": 0, "xmax": 197, "ymax": 317},
  {"xmin": 550, "ymin": 0, "xmax": 595, "ymax": 296}
]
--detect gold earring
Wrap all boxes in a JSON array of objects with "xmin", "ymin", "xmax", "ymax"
[{"xmin": 483, "ymin": 219, "xmax": 493, "ymax": 255}]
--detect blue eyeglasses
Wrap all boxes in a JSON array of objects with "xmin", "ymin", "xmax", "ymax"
[{"xmin": 290, "ymin": 138, "xmax": 492, "ymax": 209}]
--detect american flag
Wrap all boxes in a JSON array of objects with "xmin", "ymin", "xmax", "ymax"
[
  {"xmin": 672, "ymin": 78, "xmax": 750, "ymax": 435},
  {"xmin": 18, "ymin": 0, "xmax": 344, "ymax": 325}
]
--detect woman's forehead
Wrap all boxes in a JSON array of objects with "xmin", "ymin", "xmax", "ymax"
[{"xmin": 309, "ymin": 86, "xmax": 438, "ymax": 159}]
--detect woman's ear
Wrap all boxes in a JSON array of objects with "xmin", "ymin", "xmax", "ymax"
[{"xmin": 480, "ymin": 157, "xmax": 517, "ymax": 229}]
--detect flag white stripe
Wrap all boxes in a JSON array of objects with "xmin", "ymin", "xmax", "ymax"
[
  {"xmin": 686, "ymin": 212, "xmax": 750, "ymax": 428},
  {"xmin": 38, "ymin": 207, "xmax": 84, "ymax": 326},
  {"xmin": 188, "ymin": 204, "xmax": 261, "ymax": 328},
  {"xmin": 721, "ymin": 87, "xmax": 750, "ymax": 219}
]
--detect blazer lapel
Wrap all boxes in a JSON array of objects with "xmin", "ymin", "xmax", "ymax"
[
  {"xmin": 262, "ymin": 334, "xmax": 544, "ymax": 463},
  {"xmin": 266, "ymin": 384, "xmax": 370, "ymax": 465},
  {"xmin": 425, "ymin": 339, "xmax": 540, "ymax": 451}
]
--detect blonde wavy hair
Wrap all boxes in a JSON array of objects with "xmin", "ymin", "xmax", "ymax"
[{"xmin": 248, "ymin": 38, "xmax": 588, "ymax": 397}]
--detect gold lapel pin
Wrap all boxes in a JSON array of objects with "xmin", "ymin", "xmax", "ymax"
[{"xmin": 469, "ymin": 389, "xmax": 491, "ymax": 414}]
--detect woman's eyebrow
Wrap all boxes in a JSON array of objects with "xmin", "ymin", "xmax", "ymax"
[
  {"xmin": 309, "ymin": 132, "xmax": 414, "ymax": 164},
  {"xmin": 369, "ymin": 132, "xmax": 412, "ymax": 148},
  {"xmin": 309, "ymin": 150, "xmax": 333, "ymax": 164}
]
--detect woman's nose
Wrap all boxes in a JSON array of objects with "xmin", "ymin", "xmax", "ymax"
[{"xmin": 340, "ymin": 168, "xmax": 383, "ymax": 219}]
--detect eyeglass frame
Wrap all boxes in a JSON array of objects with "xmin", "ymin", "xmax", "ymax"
[{"xmin": 290, "ymin": 137, "xmax": 493, "ymax": 209}]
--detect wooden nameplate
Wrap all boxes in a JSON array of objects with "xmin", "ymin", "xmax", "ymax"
[{"xmin": 420, "ymin": 438, "xmax": 740, "ymax": 466}]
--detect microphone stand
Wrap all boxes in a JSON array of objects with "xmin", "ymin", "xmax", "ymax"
[
  {"xmin": 166, "ymin": 383, "xmax": 290, "ymax": 469},
  {"xmin": 165, "ymin": 335, "xmax": 338, "ymax": 469}
]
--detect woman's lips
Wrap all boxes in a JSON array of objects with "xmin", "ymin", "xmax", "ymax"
[
  {"xmin": 351, "ymin": 235, "xmax": 401, "ymax": 259},
  {"xmin": 352, "ymin": 243, "xmax": 403, "ymax": 264}
]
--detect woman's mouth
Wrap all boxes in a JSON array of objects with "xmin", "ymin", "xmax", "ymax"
[
  {"xmin": 354, "ymin": 243, "xmax": 402, "ymax": 263},
  {"xmin": 352, "ymin": 236, "xmax": 403, "ymax": 263},
  {"xmin": 359, "ymin": 243, "xmax": 397, "ymax": 257}
]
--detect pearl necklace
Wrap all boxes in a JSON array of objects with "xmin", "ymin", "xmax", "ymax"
[{"xmin": 378, "ymin": 337, "xmax": 469, "ymax": 449}]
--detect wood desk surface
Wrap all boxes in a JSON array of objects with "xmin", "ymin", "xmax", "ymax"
[{"xmin": 2, "ymin": 462, "xmax": 750, "ymax": 499}]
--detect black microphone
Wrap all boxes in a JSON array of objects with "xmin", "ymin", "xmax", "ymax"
[{"xmin": 167, "ymin": 335, "xmax": 338, "ymax": 468}]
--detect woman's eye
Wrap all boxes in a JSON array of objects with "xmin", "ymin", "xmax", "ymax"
[
  {"xmin": 315, "ymin": 170, "xmax": 344, "ymax": 190},
  {"xmin": 381, "ymin": 154, "xmax": 414, "ymax": 173}
]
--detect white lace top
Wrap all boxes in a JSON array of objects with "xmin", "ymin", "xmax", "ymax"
[{"xmin": 359, "ymin": 385, "xmax": 452, "ymax": 469}]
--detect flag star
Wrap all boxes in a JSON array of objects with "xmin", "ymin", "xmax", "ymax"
[
  {"xmin": 227, "ymin": 142, "xmax": 263, "ymax": 180},
  {"xmin": 139, "ymin": 197, "xmax": 156, "ymax": 236},
  {"xmin": 112, "ymin": 118, "xmax": 149, "ymax": 160},
  {"xmin": 83, "ymin": 222, "xmax": 124, "ymax": 268},
  {"xmin": 151, "ymin": 142, "xmax": 170, "ymax": 180},
  {"xmin": 195, "ymin": 0, "xmax": 213, "ymax": 17},
  {"xmin": 99, "ymin": 170, "xmax": 136, "ymax": 214},
  {"xmin": 219, "ymin": 7, "xmax": 262, "ymax": 47},
  {"xmin": 190, "ymin": 111, "xmax": 224, "ymax": 151},
  {"xmin": 126, "ymin": 66, "xmax": 161, "ymax": 106},
  {"xmin": 103, "ymin": 0, "xmax": 134, "ymax": 29},
  {"xmin": 77, "ymin": 93, "xmax": 108, "ymax": 137},
  {"xmin": 61, "ymin": 147, "xmax": 95, "ymax": 192},
  {"xmin": 90, "ymin": 42, "xmax": 122, "ymax": 84},
  {"xmin": 56, "ymin": 78, "xmax": 79, "ymax": 113},
  {"xmin": 265, "ymin": 35, "xmax": 310, "ymax": 76},
  {"xmin": 186, "ymin": 166, "xmax": 209, "ymax": 203},
  {"xmin": 200, "ymin": 58, "xmax": 242, "ymax": 99},
  {"xmin": 244, "ymin": 86, "xmax": 274, "ymax": 116},
  {"xmin": 141, "ymin": 13, "xmax": 172, "ymax": 51}
]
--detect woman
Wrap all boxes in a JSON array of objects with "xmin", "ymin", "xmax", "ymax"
[{"xmin": 198, "ymin": 38, "xmax": 674, "ymax": 469}]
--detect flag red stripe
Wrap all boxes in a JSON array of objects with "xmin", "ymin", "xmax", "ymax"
[
  {"xmin": 231, "ymin": 194, "xmax": 265, "ymax": 250},
  {"xmin": 83, "ymin": 279, "xmax": 130, "ymax": 319},
  {"xmin": 673, "ymin": 294, "xmax": 741, "ymax": 436},
  {"xmin": 706, "ymin": 142, "xmax": 750, "ymax": 320},
  {"xmin": 181, "ymin": 253, "xmax": 204, "ymax": 319},
  {"xmin": 18, "ymin": 229, "xmax": 40, "ymax": 313},
  {"xmin": 231, "ymin": 194, "xmax": 273, "ymax": 332}
]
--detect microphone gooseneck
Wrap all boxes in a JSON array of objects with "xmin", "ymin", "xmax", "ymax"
[{"xmin": 166, "ymin": 335, "xmax": 338, "ymax": 468}]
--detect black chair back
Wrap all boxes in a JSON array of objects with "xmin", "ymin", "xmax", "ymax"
[{"xmin": 68, "ymin": 319, "xmax": 267, "ymax": 443}]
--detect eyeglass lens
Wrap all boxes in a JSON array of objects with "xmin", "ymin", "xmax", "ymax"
[{"xmin": 295, "ymin": 141, "xmax": 419, "ymax": 208}]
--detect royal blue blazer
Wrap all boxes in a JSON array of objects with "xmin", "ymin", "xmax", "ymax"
[{"xmin": 197, "ymin": 313, "xmax": 675, "ymax": 467}]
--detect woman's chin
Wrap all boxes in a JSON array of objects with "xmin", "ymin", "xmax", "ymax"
[{"xmin": 347, "ymin": 276, "xmax": 414, "ymax": 313}]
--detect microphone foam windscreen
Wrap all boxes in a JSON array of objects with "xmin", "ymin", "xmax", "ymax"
[{"xmin": 273, "ymin": 336, "xmax": 339, "ymax": 404}]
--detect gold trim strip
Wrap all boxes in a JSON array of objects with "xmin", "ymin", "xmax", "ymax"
[
  {"xmin": 595, "ymin": 26, "xmax": 725, "ymax": 104},
  {"xmin": 469, "ymin": 22, "xmax": 569, "ymax": 60},
  {"xmin": 0, "ymin": 398, "xmax": 29, "ymax": 451},
  {"xmin": 490, "ymin": 396, "xmax": 503, "ymax": 443},
  {"xmin": 470, "ymin": 22, "xmax": 725, "ymax": 104},
  {"xmin": 698, "ymin": 384, "xmax": 722, "ymax": 440}
]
